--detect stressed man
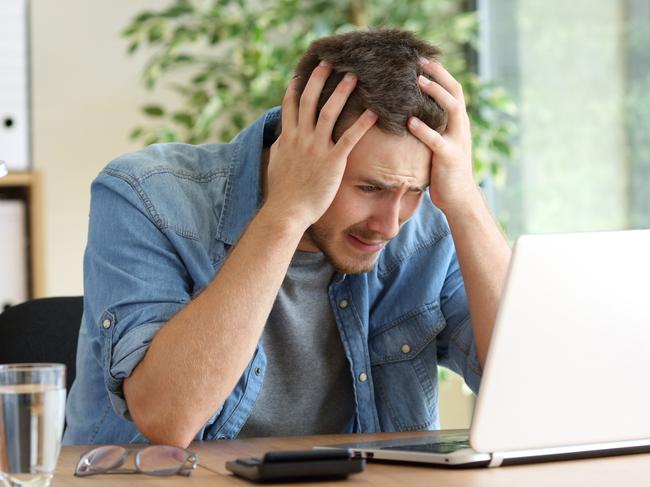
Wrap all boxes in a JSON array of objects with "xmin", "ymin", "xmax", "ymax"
[{"xmin": 64, "ymin": 30, "xmax": 510, "ymax": 447}]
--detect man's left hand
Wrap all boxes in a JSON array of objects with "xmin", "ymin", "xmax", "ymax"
[{"xmin": 407, "ymin": 58, "xmax": 480, "ymax": 214}]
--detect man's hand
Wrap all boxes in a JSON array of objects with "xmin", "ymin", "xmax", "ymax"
[
  {"xmin": 407, "ymin": 58, "xmax": 511, "ymax": 368},
  {"xmin": 265, "ymin": 61, "xmax": 378, "ymax": 228},
  {"xmin": 407, "ymin": 58, "xmax": 480, "ymax": 214}
]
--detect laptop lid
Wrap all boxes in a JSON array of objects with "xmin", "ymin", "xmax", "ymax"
[
  {"xmin": 317, "ymin": 230, "xmax": 650, "ymax": 466},
  {"xmin": 470, "ymin": 229, "xmax": 650, "ymax": 453}
]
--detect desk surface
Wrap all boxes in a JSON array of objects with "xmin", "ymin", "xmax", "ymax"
[{"xmin": 54, "ymin": 431, "xmax": 650, "ymax": 486}]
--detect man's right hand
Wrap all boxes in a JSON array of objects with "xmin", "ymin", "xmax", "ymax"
[{"xmin": 264, "ymin": 61, "xmax": 378, "ymax": 228}]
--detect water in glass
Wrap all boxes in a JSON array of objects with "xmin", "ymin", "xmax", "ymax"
[{"xmin": 0, "ymin": 365, "xmax": 66, "ymax": 487}]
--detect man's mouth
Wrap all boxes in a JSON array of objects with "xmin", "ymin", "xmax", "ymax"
[{"xmin": 346, "ymin": 234, "xmax": 387, "ymax": 253}]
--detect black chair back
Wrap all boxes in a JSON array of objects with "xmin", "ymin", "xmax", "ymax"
[{"xmin": 0, "ymin": 296, "xmax": 83, "ymax": 391}]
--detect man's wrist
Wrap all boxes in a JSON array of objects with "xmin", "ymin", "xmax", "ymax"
[
  {"xmin": 436, "ymin": 186, "xmax": 486, "ymax": 220},
  {"xmin": 257, "ymin": 201, "xmax": 312, "ymax": 238}
]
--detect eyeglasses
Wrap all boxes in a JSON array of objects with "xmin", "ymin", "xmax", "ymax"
[{"xmin": 74, "ymin": 445, "xmax": 199, "ymax": 477}]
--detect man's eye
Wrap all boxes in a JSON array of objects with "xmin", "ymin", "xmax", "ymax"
[{"xmin": 359, "ymin": 185, "xmax": 380, "ymax": 193}]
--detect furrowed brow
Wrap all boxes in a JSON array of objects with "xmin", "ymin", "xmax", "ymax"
[{"xmin": 360, "ymin": 178, "xmax": 427, "ymax": 192}]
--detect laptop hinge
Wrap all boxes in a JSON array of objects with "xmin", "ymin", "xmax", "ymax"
[{"xmin": 488, "ymin": 452, "xmax": 505, "ymax": 468}]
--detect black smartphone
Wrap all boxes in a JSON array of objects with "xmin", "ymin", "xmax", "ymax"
[{"xmin": 225, "ymin": 448, "xmax": 365, "ymax": 482}]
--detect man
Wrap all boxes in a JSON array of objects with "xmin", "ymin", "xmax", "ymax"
[{"xmin": 64, "ymin": 29, "xmax": 510, "ymax": 447}]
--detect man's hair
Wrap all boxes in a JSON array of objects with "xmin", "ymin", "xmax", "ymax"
[{"xmin": 285, "ymin": 29, "xmax": 447, "ymax": 138}]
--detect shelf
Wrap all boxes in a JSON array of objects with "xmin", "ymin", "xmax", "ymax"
[
  {"xmin": 0, "ymin": 171, "xmax": 44, "ymax": 298},
  {"xmin": 0, "ymin": 172, "xmax": 35, "ymax": 187}
]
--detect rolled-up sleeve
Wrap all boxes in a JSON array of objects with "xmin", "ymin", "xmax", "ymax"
[
  {"xmin": 85, "ymin": 170, "xmax": 192, "ymax": 420},
  {"xmin": 436, "ymin": 252, "xmax": 482, "ymax": 394},
  {"xmin": 103, "ymin": 320, "xmax": 165, "ymax": 419}
]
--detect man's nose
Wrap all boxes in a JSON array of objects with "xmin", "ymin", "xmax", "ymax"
[{"xmin": 367, "ymin": 199, "xmax": 401, "ymax": 240}]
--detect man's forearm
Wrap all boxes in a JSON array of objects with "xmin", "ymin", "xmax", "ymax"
[
  {"xmin": 123, "ymin": 205, "xmax": 306, "ymax": 447},
  {"xmin": 443, "ymin": 189, "xmax": 511, "ymax": 368}
]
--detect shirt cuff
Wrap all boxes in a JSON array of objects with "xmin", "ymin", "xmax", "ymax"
[
  {"xmin": 104, "ymin": 321, "xmax": 165, "ymax": 421},
  {"xmin": 448, "ymin": 317, "xmax": 483, "ymax": 394}
]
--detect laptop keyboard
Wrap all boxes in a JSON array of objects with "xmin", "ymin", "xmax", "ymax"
[{"xmin": 383, "ymin": 437, "xmax": 472, "ymax": 454}]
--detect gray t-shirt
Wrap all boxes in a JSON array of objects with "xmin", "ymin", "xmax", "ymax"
[{"xmin": 238, "ymin": 250, "xmax": 355, "ymax": 437}]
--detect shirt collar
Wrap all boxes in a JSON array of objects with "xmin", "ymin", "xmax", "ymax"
[{"xmin": 217, "ymin": 107, "xmax": 280, "ymax": 245}]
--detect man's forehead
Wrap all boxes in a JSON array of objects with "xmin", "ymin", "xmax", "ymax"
[{"xmin": 347, "ymin": 127, "xmax": 431, "ymax": 187}]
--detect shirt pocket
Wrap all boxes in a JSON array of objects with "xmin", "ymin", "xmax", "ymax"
[{"xmin": 369, "ymin": 303, "xmax": 446, "ymax": 431}]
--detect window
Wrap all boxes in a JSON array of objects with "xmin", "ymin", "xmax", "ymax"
[{"xmin": 480, "ymin": 0, "xmax": 650, "ymax": 238}]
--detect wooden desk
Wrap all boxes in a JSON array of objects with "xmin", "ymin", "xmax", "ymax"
[{"xmin": 54, "ymin": 431, "xmax": 650, "ymax": 486}]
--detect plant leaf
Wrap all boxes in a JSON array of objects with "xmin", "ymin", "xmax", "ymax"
[{"xmin": 143, "ymin": 105, "xmax": 165, "ymax": 117}]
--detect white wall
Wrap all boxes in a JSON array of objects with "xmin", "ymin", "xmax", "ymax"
[{"xmin": 31, "ymin": 0, "xmax": 166, "ymax": 296}]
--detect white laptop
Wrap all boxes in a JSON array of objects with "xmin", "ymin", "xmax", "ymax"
[{"xmin": 317, "ymin": 230, "xmax": 650, "ymax": 467}]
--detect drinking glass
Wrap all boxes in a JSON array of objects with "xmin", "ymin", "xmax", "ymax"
[{"xmin": 0, "ymin": 364, "xmax": 66, "ymax": 487}]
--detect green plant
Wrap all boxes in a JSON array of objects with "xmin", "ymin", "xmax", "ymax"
[
  {"xmin": 626, "ymin": 17, "xmax": 650, "ymax": 228},
  {"xmin": 122, "ymin": 0, "xmax": 516, "ymax": 183}
]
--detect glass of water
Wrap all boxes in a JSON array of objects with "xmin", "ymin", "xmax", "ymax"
[{"xmin": 0, "ymin": 364, "xmax": 66, "ymax": 487}]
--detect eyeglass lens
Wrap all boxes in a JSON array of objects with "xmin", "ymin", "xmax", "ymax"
[
  {"xmin": 136, "ymin": 445, "xmax": 192, "ymax": 475},
  {"xmin": 77, "ymin": 445, "xmax": 128, "ymax": 474}
]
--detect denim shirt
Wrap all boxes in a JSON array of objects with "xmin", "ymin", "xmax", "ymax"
[{"xmin": 63, "ymin": 108, "xmax": 482, "ymax": 445}]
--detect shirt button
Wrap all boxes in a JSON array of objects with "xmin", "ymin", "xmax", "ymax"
[
  {"xmin": 255, "ymin": 367, "xmax": 261, "ymax": 376},
  {"xmin": 102, "ymin": 319, "xmax": 111, "ymax": 329},
  {"xmin": 339, "ymin": 299, "xmax": 349, "ymax": 309},
  {"xmin": 358, "ymin": 372, "xmax": 368, "ymax": 382},
  {"xmin": 401, "ymin": 344, "xmax": 411, "ymax": 354}
]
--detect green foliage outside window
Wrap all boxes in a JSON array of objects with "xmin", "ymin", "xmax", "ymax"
[
  {"xmin": 122, "ymin": 0, "xmax": 516, "ymax": 184},
  {"xmin": 627, "ymin": 17, "xmax": 650, "ymax": 228}
]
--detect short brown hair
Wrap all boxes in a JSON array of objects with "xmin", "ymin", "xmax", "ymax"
[{"xmin": 289, "ymin": 29, "xmax": 447, "ymax": 138}]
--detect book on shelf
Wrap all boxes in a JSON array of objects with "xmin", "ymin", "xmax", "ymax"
[{"xmin": 0, "ymin": 0, "xmax": 30, "ymax": 171}]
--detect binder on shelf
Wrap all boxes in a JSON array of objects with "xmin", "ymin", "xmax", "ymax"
[
  {"xmin": 0, "ymin": 0, "xmax": 30, "ymax": 171},
  {"xmin": 0, "ymin": 199, "xmax": 28, "ymax": 309}
]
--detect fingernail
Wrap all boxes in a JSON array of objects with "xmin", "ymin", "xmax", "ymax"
[
  {"xmin": 344, "ymin": 72, "xmax": 356, "ymax": 82},
  {"xmin": 409, "ymin": 117, "xmax": 421, "ymax": 129},
  {"xmin": 319, "ymin": 60, "xmax": 330, "ymax": 67},
  {"xmin": 418, "ymin": 75, "xmax": 431, "ymax": 85},
  {"xmin": 419, "ymin": 57, "xmax": 430, "ymax": 65},
  {"xmin": 365, "ymin": 109, "xmax": 377, "ymax": 120}
]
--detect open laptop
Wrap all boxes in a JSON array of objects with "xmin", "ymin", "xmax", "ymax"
[{"xmin": 317, "ymin": 230, "xmax": 650, "ymax": 467}]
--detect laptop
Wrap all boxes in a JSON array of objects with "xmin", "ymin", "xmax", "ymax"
[{"xmin": 316, "ymin": 230, "xmax": 650, "ymax": 467}]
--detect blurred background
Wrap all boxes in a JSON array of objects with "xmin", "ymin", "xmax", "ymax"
[{"xmin": 1, "ymin": 0, "xmax": 649, "ymax": 429}]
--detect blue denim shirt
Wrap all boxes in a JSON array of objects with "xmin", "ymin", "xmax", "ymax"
[{"xmin": 63, "ymin": 108, "xmax": 482, "ymax": 445}]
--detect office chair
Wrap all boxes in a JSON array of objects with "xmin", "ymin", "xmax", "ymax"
[{"xmin": 0, "ymin": 296, "xmax": 83, "ymax": 391}]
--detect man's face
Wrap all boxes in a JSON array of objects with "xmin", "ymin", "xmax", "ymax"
[{"xmin": 299, "ymin": 126, "xmax": 432, "ymax": 274}]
